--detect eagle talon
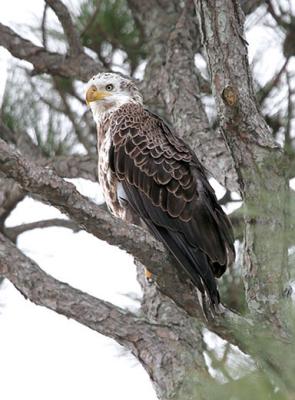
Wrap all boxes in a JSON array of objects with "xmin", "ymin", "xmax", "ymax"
[{"xmin": 145, "ymin": 269, "xmax": 154, "ymax": 285}]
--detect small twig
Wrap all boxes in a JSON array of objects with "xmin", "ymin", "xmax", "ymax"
[
  {"xmin": 52, "ymin": 77, "xmax": 95, "ymax": 154},
  {"xmin": 80, "ymin": 2, "xmax": 101, "ymax": 38},
  {"xmin": 0, "ymin": 121, "xmax": 97, "ymax": 181},
  {"xmin": 257, "ymin": 59, "xmax": 289, "ymax": 104},
  {"xmin": 266, "ymin": 0, "xmax": 290, "ymax": 30},
  {"xmin": 285, "ymin": 71, "xmax": 292, "ymax": 152},
  {"xmin": 41, "ymin": 3, "xmax": 49, "ymax": 50},
  {"xmin": 4, "ymin": 218, "xmax": 81, "ymax": 242},
  {"xmin": 218, "ymin": 190, "xmax": 232, "ymax": 206},
  {"xmin": 28, "ymin": 77, "xmax": 65, "ymax": 114}
]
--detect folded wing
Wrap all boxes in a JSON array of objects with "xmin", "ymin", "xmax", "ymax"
[{"xmin": 109, "ymin": 103, "xmax": 235, "ymax": 306}]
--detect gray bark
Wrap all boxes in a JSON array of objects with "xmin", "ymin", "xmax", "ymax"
[
  {"xmin": 194, "ymin": 0, "xmax": 289, "ymax": 325},
  {"xmin": 0, "ymin": 1, "xmax": 293, "ymax": 399}
]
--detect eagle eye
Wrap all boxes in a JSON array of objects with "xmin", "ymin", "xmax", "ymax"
[{"xmin": 105, "ymin": 84, "xmax": 114, "ymax": 91}]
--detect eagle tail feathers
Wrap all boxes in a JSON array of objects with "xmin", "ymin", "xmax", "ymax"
[{"xmin": 148, "ymin": 224, "xmax": 220, "ymax": 309}]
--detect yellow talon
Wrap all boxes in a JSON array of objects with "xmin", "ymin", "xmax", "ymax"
[{"xmin": 144, "ymin": 268, "xmax": 153, "ymax": 283}]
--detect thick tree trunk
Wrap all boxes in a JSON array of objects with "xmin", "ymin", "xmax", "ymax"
[{"xmin": 194, "ymin": 0, "xmax": 289, "ymax": 326}]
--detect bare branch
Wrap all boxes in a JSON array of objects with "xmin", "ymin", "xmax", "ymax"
[
  {"xmin": 0, "ymin": 137, "xmax": 168, "ymax": 276},
  {"xmin": 0, "ymin": 176, "xmax": 25, "ymax": 226},
  {"xmin": 0, "ymin": 119, "xmax": 42, "ymax": 160},
  {"xmin": 257, "ymin": 59, "xmax": 289, "ymax": 105},
  {"xmin": 52, "ymin": 77, "xmax": 95, "ymax": 153},
  {"xmin": 266, "ymin": 0, "xmax": 290, "ymax": 30},
  {"xmin": 0, "ymin": 137, "xmax": 262, "ymax": 355},
  {"xmin": 45, "ymin": 0, "xmax": 84, "ymax": 56},
  {"xmin": 41, "ymin": 3, "xmax": 49, "ymax": 49},
  {"xmin": 80, "ymin": 2, "xmax": 101, "ymax": 38},
  {"xmin": 0, "ymin": 121, "xmax": 97, "ymax": 181},
  {"xmin": 240, "ymin": 0, "xmax": 264, "ymax": 14},
  {"xmin": 0, "ymin": 138, "xmax": 246, "ymax": 327},
  {"xmin": 4, "ymin": 218, "xmax": 80, "ymax": 242},
  {"xmin": 0, "ymin": 22, "xmax": 101, "ymax": 81},
  {"xmin": 0, "ymin": 231, "xmax": 150, "ymax": 349},
  {"xmin": 0, "ymin": 230, "xmax": 219, "ymax": 397}
]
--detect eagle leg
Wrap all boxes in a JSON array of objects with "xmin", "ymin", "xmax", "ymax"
[{"xmin": 144, "ymin": 268, "xmax": 154, "ymax": 284}]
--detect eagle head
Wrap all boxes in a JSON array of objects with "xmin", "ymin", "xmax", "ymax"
[{"xmin": 85, "ymin": 73, "xmax": 143, "ymax": 123}]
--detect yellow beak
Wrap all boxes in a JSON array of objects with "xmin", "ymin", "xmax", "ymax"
[{"xmin": 86, "ymin": 85, "xmax": 111, "ymax": 105}]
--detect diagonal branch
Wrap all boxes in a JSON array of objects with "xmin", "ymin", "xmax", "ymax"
[
  {"xmin": 0, "ymin": 232, "xmax": 150, "ymax": 350},
  {"xmin": 240, "ymin": 0, "xmax": 264, "ymax": 14},
  {"xmin": 0, "ymin": 137, "xmax": 259, "ymax": 353},
  {"xmin": 0, "ymin": 22, "xmax": 101, "ymax": 81},
  {"xmin": 41, "ymin": 3, "xmax": 49, "ymax": 50},
  {"xmin": 0, "ymin": 120, "xmax": 97, "ymax": 181},
  {"xmin": 0, "ymin": 137, "xmax": 166, "ymax": 272},
  {"xmin": 52, "ymin": 77, "xmax": 95, "ymax": 153},
  {"xmin": 45, "ymin": 0, "xmax": 83, "ymax": 56},
  {"xmin": 4, "ymin": 218, "xmax": 80, "ymax": 242},
  {"xmin": 0, "ymin": 137, "xmax": 208, "ymax": 319},
  {"xmin": 0, "ymin": 230, "xmax": 219, "ymax": 397},
  {"xmin": 257, "ymin": 58, "xmax": 289, "ymax": 105}
]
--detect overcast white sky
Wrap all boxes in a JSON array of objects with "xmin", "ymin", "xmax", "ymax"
[{"xmin": 0, "ymin": 1, "xmax": 294, "ymax": 400}]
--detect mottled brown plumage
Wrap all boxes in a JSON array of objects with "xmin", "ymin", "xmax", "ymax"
[{"xmin": 86, "ymin": 73, "xmax": 235, "ymax": 310}]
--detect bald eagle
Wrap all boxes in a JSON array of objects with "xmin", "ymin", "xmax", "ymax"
[{"xmin": 86, "ymin": 72, "xmax": 235, "ymax": 312}]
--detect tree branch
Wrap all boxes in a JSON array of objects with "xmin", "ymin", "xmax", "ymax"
[
  {"xmin": 0, "ymin": 176, "xmax": 25, "ymax": 226},
  {"xmin": 45, "ymin": 0, "xmax": 83, "ymax": 56},
  {"xmin": 0, "ymin": 137, "xmax": 254, "ymax": 346},
  {"xmin": 0, "ymin": 22, "xmax": 101, "ymax": 81},
  {"xmin": 257, "ymin": 58, "xmax": 289, "ymax": 105},
  {"xmin": 0, "ymin": 120, "xmax": 97, "ymax": 181},
  {"xmin": 4, "ymin": 218, "xmax": 80, "ymax": 242},
  {"xmin": 0, "ymin": 137, "xmax": 210, "ymax": 321},
  {"xmin": 240, "ymin": 0, "xmax": 264, "ymax": 14},
  {"xmin": 52, "ymin": 77, "xmax": 95, "ymax": 153},
  {"xmin": 0, "ymin": 137, "xmax": 167, "ymax": 272},
  {"xmin": 0, "ymin": 231, "xmax": 151, "ymax": 349},
  {"xmin": 0, "ymin": 230, "xmax": 218, "ymax": 398},
  {"xmin": 41, "ymin": 3, "xmax": 49, "ymax": 49}
]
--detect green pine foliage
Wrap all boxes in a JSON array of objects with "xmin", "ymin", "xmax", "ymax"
[
  {"xmin": 1, "ymin": 69, "xmax": 75, "ymax": 157},
  {"xmin": 77, "ymin": 0, "xmax": 145, "ymax": 73}
]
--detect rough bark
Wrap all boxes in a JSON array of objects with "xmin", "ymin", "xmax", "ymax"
[
  {"xmin": 0, "ymin": 22, "xmax": 101, "ymax": 81},
  {"xmin": 0, "ymin": 132, "xmax": 259, "ymax": 399},
  {"xmin": 0, "ymin": 136, "xmax": 244, "ymax": 318},
  {"xmin": 133, "ymin": 0, "xmax": 238, "ymax": 191},
  {"xmin": 0, "ymin": 231, "xmax": 216, "ymax": 400},
  {"xmin": 194, "ymin": 0, "xmax": 289, "ymax": 328},
  {"xmin": 0, "ymin": 1, "xmax": 293, "ymax": 399}
]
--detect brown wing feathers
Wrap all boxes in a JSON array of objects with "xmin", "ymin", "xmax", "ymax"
[{"xmin": 109, "ymin": 103, "xmax": 235, "ymax": 306}]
